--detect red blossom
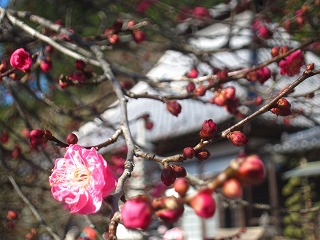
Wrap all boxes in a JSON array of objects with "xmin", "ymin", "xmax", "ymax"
[
  {"xmin": 10, "ymin": 48, "xmax": 32, "ymax": 72},
  {"xmin": 40, "ymin": 57, "xmax": 52, "ymax": 73},
  {"xmin": 192, "ymin": 6, "xmax": 210, "ymax": 19},
  {"xmin": 279, "ymin": 50, "xmax": 305, "ymax": 77}
]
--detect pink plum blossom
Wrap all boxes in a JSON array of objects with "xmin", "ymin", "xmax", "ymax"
[
  {"xmin": 10, "ymin": 48, "xmax": 32, "ymax": 71},
  {"xmin": 49, "ymin": 144, "xmax": 117, "ymax": 214},
  {"xmin": 279, "ymin": 50, "xmax": 305, "ymax": 77}
]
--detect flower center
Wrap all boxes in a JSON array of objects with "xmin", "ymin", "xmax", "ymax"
[{"xmin": 50, "ymin": 160, "xmax": 91, "ymax": 190}]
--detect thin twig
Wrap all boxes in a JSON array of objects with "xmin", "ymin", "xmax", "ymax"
[{"xmin": 8, "ymin": 176, "xmax": 61, "ymax": 240}]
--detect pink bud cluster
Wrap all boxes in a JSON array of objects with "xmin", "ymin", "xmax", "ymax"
[
  {"xmin": 278, "ymin": 50, "xmax": 305, "ymax": 77},
  {"xmin": 270, "ymin": 98, "xmax": 292, "ymax": 116},
  {"xmin": 252, "ymin": 19, "xmax": 273, "ymax": 39},
  {"xmin": 161, "ymin": 165, "xmax": 186, "ymax": 186},
  {"xmin": 59, "ymin": 60, "xmax": 93, "ymax": 88},
  {"xmin": 210, "ymin": 87, "xmax": 239, "ymax": 114},
  {"xmin": 221, "ymin": 154, "xmax": 266, "ymax": 199},
  {"xmin": 103, "ymin": 19, "xmax": 146, "ymax": 44},
  {"xmin": 246, "ymin": 66, "xmax": 271, "ymax": 84}
]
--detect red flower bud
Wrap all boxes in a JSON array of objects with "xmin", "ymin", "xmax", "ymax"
[
  {"xmin": 216, "ymin": 68, "xmax": 229, "ymax": 82},
  {"xmin": 270, "ymin": 98, "xmax": 292, "ymax": 116},
  {"xmin": 183, "ymin": 147, "xmax": 195, "ymax": 159},
  {"xmin": 132, "ymin": 29, "xmax": 146, "ymax": 44},
  {"xmin": 121, "ymin": 196, "xmax": 153, "ymax": 230},
  {"xmin": 195, "ymin": 149, "xmax": 211, "ymax": 161},
  {"xmin": 145, "ymin": 120, "xmax": 154, "ymax": 130},
  {"xmin": 66, "ymin": 133, "xmax": 78, "ymax": 144},
  {"xmin": 189, "ymin": 189, "xmax": 216, "ymax": 218},
  {"xmin": 275, "ymin": 98, "xmax": 291, "ymax": 109},
  {"xmin": 12, "ymin": 144, "xmax": 21, "ymax": 158},
  {"xmin": 271, "ymin": 47, "xmax": 279, "ymax": 57},
  {"xmin": 7, "ymin": 210, "xmax": 18, "ymax": 220},
  {"xmin": 237, "ymin": 155, "xmax": 266, "ymax": 186},
  {"xmin": 186, "ymin": 82, "xmax": 196, "ymax": 93},
  {"xmin": 222, "ymin": 178, "xmax": 243, "ymax": 199},
  {"xmin": 29, "ymin": 129, "xmax": 51, "ymax": 147},
  {"xmin": 174, "ymin": 178, "xmax": 189, "ymax": 197},
  {"xmin": 270, "ymin": 107, "xmax": 292, "ymax": 116},
  {"xmin": 75, "ymin": 60, "xmax": 86, "ymax": 70},
  {"xmin": 40, "ymin": 57, "xmax": 52, "ymax": 73},
  {"xmin": 186, "ymin": 68, "xmax": 198, "ymax": 78},
  {"xmin": 227, "ymin": 131, "xmax": 248, "ymax": 147},
  {"xmin": 161, "ymin": 166, "xmax": 176, "ymax": 186},
  {"xmin": 171, "ymin": 165, "xmax": 187, "ymax": 178},
  {"xmin": 108, "ymin": 34, "xmax": 119, "ymax": 44},
  {"xmin": 156, "ymin": 206, "xmax": 184, "ymax": 223},
  {"xmin": 254, "ymin": 96, "xmax": 263, "ymax": 105},
  {"xmin": 194, "ymin": 85, "xmax": 207, "ymax": 96},
  {"xmin": 166, "ymin": 100, "xmax": 182, "ymax": 117},
  {"xmin": 0, "ymin": 130, "xmax": 9, "ymax": 144},
  {"xmin": 199, "ymin": 119, "xmax": 217, "ymax": 139}
]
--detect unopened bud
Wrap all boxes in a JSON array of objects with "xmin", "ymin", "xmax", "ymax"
[
  {"xmin": 222, "ymin": 178, "xmax": 243, "ymax": 199},
  {"xmin": 174, "ymin": 178, "xmax": 189, "ymax": 197},
  {"xmin": 199, "ymin": 119, "xmax": 217, "ymax": 139},
  {"xmin": 66, "ymin": 133, "xmax": 78, "ymax": 144},
  {"xmin": 121, "ymin": 196, "xmax": 153, "ymax": 230},
  {"xmin": 6, "ymin": 210, "xmax": 18, "ymax": 220},
  {"xmin": 166, "ymin": 100, "xmax": 182, "ymax": 117},
  {"xmin": 195, "ymin": 149, "xmax": 211, "ymax": 161},
  {"xmin": 161, "ymin": 166, "xmax": 176, "ymax": 186},
  {"xmin": 183, "ymin": 147, "xmax": 195, "ymax": 159},
  {"xmin": 271, "ymin": 47, "xmax": 279, "ymax": 57},
  {"xmin": 171, "ymin": 165, "xmax": 187, "ymax": 178},
  {"xmin": 227, "ymin": 131, "xmax": 248, "ymax": 147},
  {"xmin": 186, "ymin": 82, "xmax": 196, "ymax": 93},
  {"xmin": 29, "ymin": 129, "xmax": 51, "ymax": 147},
  {"xmin": 194, "ymin": 85, "xmax": 206, "ymax": 96},
  {"xmin": 186, "ymin": 68, "xmax": 199, "ymax": 78},
  {"xmin": 306, "ymin": 63, "xmax": 314, "ymax": 71},
  {"xmin": 189, "ymin": 189, "xmax": 216, "ymax": 218}
]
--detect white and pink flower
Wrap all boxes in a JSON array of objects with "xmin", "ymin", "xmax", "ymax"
[{"xmin": 49, "ymin": 144, "xmax": 117, "ymax": 214}]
